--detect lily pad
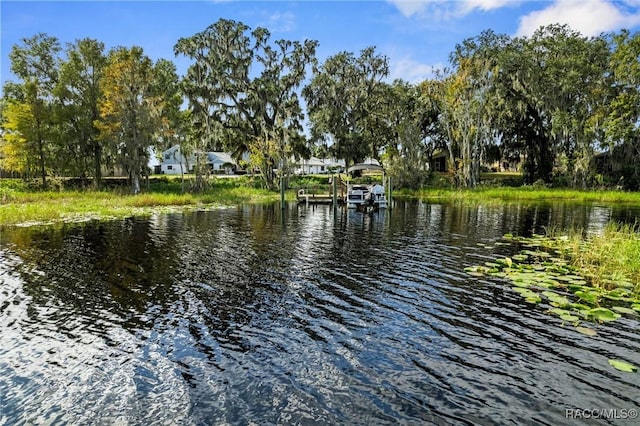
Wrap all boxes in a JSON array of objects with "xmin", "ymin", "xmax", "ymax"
[
  {"xmin": 555, "ymin": 275, "xmax": 575, "ymax": 282},
  {"xmin": 567, "ymin": 284, "xmax": 586, "ymax": 291},
  {"xmin": 575, "ymin": 326, "xmax": 597, "ymax": 336},
  {"xmin": 516, "ymin": 290, "xmax": 539, "ymax": 299},
  {"xmin": 525, "ymin": 295, "xmax": 542, "ymax": 304},
  {"xmin": 549, "ymin": 308, "xmax": 572, "ymax": 316},
  {"xmin": 569, "ymin": 303, "xmax": 592, "ymax": 311},
  {"xmin": 536, "ymin": 281, "xmax": 554, "ymax": 289},
  {"xmin": 612, "ymin": 306, "xmax": 637, "ymax": 315},
  {"xmin": 575, "ymin": 290, "xmax": 599, "ymax": 305},
  {"xmin": 512, "ymin": 280, "xmax": 533, "ymax": 288},
  {"xmin": 604, "ymin": 288, "xmax": 632, "ymax": 301},
  {"xmin": 608, "ymin": 359, "xmax": 638, "ymax": 373},
  {"xmin": 543, "ymin": 291, "xmax": 571, "ymax": 306},
  {"xmin": 586, "ymin": 308, "xmax": 620, "ymax": 322},
  {"xmin": 464, "ymin": 266, "xmax": 486, "ymax": 277},
  {"xmin": 559, "ymin": 313, "xmax": 580, "ymax": 322}
]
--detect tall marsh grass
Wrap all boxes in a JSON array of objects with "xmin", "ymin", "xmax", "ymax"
[
  {"xmin": 546, "ymin": 222, "xmax": 640, "ymax": 291},
  {"xmin": 400, "ymin": 187, "xmax": 640, "ymax": 204}
]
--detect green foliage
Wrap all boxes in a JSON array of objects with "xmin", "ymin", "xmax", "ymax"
[
  {"xmin": 97, "ymin": 46, "xmax": 163, "ymax": 194},
  {"xmin": 465, "ymin": 226, "xmax": 640, "ymax": 369},
  {"xmin": 6, "ymin": 33, "xmax": 61, "ymax": 186},
  {"xmin": 290, "ymin": 174, "xmax": 330, "ymax": 186},
  {"xmin": 602, "ymin": 31, "xmax": 640, "ymax": 189},
  {"xmin": 175, "ymin": 19, "xmax": 317, "ymax": 191},
  {"xmin": 432, "ymin": 25, "xmax": 619, "ymax": 188},
  {"xmin": 0, "ymin": 186, "xmax": 17, "ymax": 202},
  {"xmin": 3, "ymin": 26, "xmax": 640, "ymax": 195},
  {"xmin": 400, "ymin": 186, "xmax": 640, "ymax": 205},
  {"xmin": 54, "ymin": 38, "xmax": 107, "ymax": 184},
  {"xmin": 0, "ymin": 177, "xmax": 283, "ymax": 226},
  {"xmin": 1, "ymin": 101, "xmax": 33, "ymax": 175},
  {"xmin": 303, "ymin": 47, "xmax": 389, "ymax": 168},
  {"xmin": 383, "ymin": 81, "xmax": 436, "ymax": 189}
]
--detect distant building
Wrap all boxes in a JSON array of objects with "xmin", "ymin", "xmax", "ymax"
[
  {"xmin": 159, "ymin": 145, "xmax": 243, "ymax": 175},
  {"xmin": 429, "ymin": 149, "xmax": 523, "ymax": 173},
  {"xmin": 294, "ymin": 157, "xmax": 344, "ymax": 175},
  {"xmin": 430, "ymin": 150, "xmax": 448, "ymax": 172}
]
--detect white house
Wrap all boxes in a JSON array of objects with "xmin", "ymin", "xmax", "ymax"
[
  {"xmin": 160, "ymin": 145, "xmax": 187, "ymax": 175},
  {"xmin": 294, "ymin": 157, "xmax": 344, "ymax": 175},
  {"xmin": 206, "ymin": 151, "xmax": 237, "ymax": 174},
  {"xmin": 159, "ymin": 145, "xmax": 240, "ymax": 175}
]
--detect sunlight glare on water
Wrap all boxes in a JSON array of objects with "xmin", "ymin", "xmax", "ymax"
[{"xmin": 1, "ymin": 201, "xmax": 639, "ymax": 425}]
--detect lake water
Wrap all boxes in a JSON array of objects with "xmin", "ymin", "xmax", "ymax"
[{"xmin": 1, "ymin": 201, "xmax": 640, "ymax": 425}]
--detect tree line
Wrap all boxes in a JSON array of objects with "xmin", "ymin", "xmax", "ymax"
[{"xmin": 1, "ymin": 19, "xmax": 639, "ymax": 192}]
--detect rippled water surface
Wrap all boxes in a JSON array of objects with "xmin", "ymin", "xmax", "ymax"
[{"xmin": 1, "ymin": 201, "xmax": 640, "ymax": 425}]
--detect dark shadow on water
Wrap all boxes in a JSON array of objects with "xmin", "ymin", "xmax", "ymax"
[{"xmin": 1, "ymin": 200, "xmax": 639, "ymax": 424}]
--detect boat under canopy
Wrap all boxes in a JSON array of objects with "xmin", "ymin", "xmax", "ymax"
[
  {"xmin": 345, "ymin": 163, "xmax": 387, "ymax": 211},
  {"xmin": 347, "ymin": 163, "xmax": 384, "ymax": 174}
]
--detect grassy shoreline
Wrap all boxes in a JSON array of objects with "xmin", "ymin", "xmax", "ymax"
[
  {"xmin": 0, "ymin": 177, "xmax": 294, "ymax": 227},
  {"xmin": 396, "ymin": 186, "xmax": 640, "ymax": 204},
  {"xmin": 3, "ymin": 177, "xmax": 640, "ymax": 227},
  {"xmin": 2, "ymin": 178, "xmax": 638, "ymax": 297}
]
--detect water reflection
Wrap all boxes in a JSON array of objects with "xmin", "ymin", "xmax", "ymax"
[{"xmin": 1, "ymin": 201, "xmax": 639, "ymax": 424}]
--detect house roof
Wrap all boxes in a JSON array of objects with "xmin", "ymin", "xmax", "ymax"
[
  {"xmin": 207, "ymin": 152, "xmax": 235, "ymax": 165},
  {"xmin": 347, "ymin": 163, "xmax": 384, "ymax": 174},
  {"xmin": 296, "ymin": 157, "xmax": 343, "ymax": 167},
  {"xmin": 162, "ymin": 145, "xmax": 181, "ymax": 156},
  {"xmin": 160, "ymin": 145, "xmax": 237, "ymax": 165}
]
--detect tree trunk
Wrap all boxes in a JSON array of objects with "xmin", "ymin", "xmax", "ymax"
[
  {"xmin": 38, "ymin": 137, "xmax": 46, "ymax": 187},
  {"xmin": 132, "ymin": 173, "xmax": 141, "ymax": 194},
  {"xmin": 93, "ymin": 142, "xmax": 102, "ymax": 188},
  {"xmin": 35, "ymin": 110, "xmax": 47, "ymax": 187}
]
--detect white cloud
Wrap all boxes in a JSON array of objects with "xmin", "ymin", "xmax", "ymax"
[
  {"xmin": 516, "ymin": 0, "xmax": 640, "ymax": 37},
  {"xmin": 459, "ymin": 0, "xmax": 518, "ymax": 14},
  {"xmin": 387, "ymin": 0, "xmax": 518, "ymax": 18},
  {"xmin": 387, "ymin": 0, "xmax": 460, "ymax": 19},
  {"xmin": 389, "ymin": 57, "xmax": 444, "ymax": 83},
  {"xmin": 388, "ymin": 0, "xmax": 432, "ymax": 17},
  {"xmin": 387, "ymin": 0, "xmax": 640, "ymax": 34},
  {"xmin": 263, "ymin": 11, "xmax": 296, "ymax": 33}
]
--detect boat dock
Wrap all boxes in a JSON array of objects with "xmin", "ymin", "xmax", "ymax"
[
  {"xmin": 297, "ymin": 193, "xmax": 343, "ymax": 204},
  {"xmin": 296, "ymin": 181, "xmax": 346, "ymax": 205}
]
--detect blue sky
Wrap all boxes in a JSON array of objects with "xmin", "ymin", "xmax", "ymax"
[{"xmin": 2, "ymin": 0, "xmax": 640, "ymax": 92}]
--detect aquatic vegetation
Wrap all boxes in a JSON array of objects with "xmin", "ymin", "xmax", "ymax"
[
  {"xmin": 608, "ymin": 359, "xmax": 638, "ymax": 373},
  {"xmin": 544, "ymin": 223, "xmax": 640, "ymax": 291},
  {"xmin": 466, "ymin": 244, "xmax": 639, "ymax": 323},
  {"xmin": 399, "ymin": 186, "xmax": 640, "ymax": 204},
  {"xmin": 466, "ymin": 228, "xmax": 640, "ymax": 372},
  {"xmin": 0, "ymin": 177, "xmax": 289, "ymax": 226}
]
